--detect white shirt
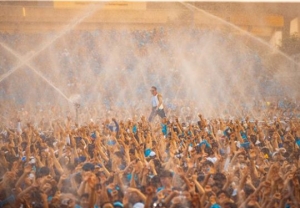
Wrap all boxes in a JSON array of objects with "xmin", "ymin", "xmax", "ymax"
[{"xmin": 151, "ymin": 94, "xmax": 163, "ymax": 109}]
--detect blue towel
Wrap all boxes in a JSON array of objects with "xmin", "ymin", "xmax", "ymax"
[
  {"xmin": 296, "ymin": 140, "xmax": 300, "ymax": 147},
  {"xmin": 145, "ymin": 148, "xmax": 152, "ymax": 157},
  {"xmin": 132, "ymin": 125, "xmax": 137, "ymax": 134},
  {"xmin": 199, "ymin": 140, "xmax": 211, "ymax": 148},
  {"xmin": 240, "ymin": 142, "xmax": 250, "ymax": 149},
  {"xmin": 210, "ymin": 203, "xmax": 221, "ymax": 208}
]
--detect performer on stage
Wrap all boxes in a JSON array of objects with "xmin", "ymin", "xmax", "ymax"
[{"xmin": 148, "ymin": 86, "xmax": 166, "ymax": 122}]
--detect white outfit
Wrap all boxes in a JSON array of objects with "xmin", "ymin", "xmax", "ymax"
[{"xmin": 151, "ymin": 94, "xmax": 163, "ymax": 109}]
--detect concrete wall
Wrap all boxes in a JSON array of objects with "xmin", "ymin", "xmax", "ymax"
[
  {"xmin": 290, "ymin": 17, "xmax": 299, "ymax": 35},
  {"xmin": 0, "ymin": 2, "xmax": 285, "ymax": 39}
]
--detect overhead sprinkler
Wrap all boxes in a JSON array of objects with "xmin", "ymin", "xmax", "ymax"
[
  {"xmin": 69, "ymin": 94, "xmax": 81, "ymax": 124},
  {"xmin": 75, "ymin": 103, "xmax": 80, "ymax": 125}
]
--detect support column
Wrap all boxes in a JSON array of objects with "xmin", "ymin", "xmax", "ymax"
[
  {"xmin": 290, "ymin": 17, "xmax": 300, "ymax": 35},
  {"xmin": 270, "ymin": 30, "xmax": 282, "ymax": 47}
]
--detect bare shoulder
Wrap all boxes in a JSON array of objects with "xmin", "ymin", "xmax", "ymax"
[{"xmin": 157, "ymin": 93, "xmax": 163, "ymax": 98}]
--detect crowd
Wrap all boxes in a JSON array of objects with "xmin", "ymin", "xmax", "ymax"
[
  {"xmin": 0, "ymin": 26, "xmax": 300, "ymax": 208},
  {"xmin": 0, "ymin": 101, "xmax": 299, "ymax": 208},
  {"xmin": 0, "ymin": 27, "xmax": 283, "ymax": 109}
]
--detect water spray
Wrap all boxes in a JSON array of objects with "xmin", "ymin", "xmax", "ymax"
[
  {"xmin": 179, "ymin": 1, "xmax": 300, "ymax": 68},
  {"xmin": 0, "ymin": 2, "xmax": 106, "ymax": 102},
  {"xmin": 75, "ymin": 103, "xmax": 80, "ymax": 125}
]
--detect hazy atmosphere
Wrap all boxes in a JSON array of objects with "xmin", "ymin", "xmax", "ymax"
[{"xmin": 0, "ymin": 2, "xmax": 299, "ymax": 208}]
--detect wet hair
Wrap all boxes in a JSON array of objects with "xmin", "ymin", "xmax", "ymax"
[
  {"xmin": 31, "ymin": 191, "xmax": 43, "ymax": 208},
  {"xmin": 74, "ymin": 172, "xmax": 82, "ymax": 184},
  {"xmin": 45, "ymin": 139, "xmax": 55, "ymax": 148},
  {"xmin": 151, "ymin": 175, "xmax": 161, "ymax": 186},
  {"xmin": 203, "ymin": 160, "xmax": 214, "ymax": 167},
  {"xmin": 37, "ymin": 166, "xmax": 50, "ymax": 178},
  {"xmin": 212, "ymin": 183, "xmax": 223, "ymax": 192},
  {"xmin": 100, "ymin": 201, "xmax": 113, "ymax": 208},
  {"xmin": 129, "ymin": 148, "xmax": 135, "ymax": 155},
  {"xmin": 172, "ymin": 201, "xmax": 192, "ymax": 208},
  {"xmin": 213, "ymin": 173, "xmax": 226, "ymax": 182},
  {"xmin": 243, "ymin": 184, "xmax": 255, "ymax": 197},
  {"xmin": 252, "ymin": 179, "xmax": 261, "ymax": 188},
  {"xmin": 114, "ymin": 151, "xmax": 124, "ymax": 158},
  {"xmin": 66, "ymin": 163, "xmax": 75, "ymax": 172},
  {"xmin": 217, "ymin": 190, "xmax": 230, "ymax": 198},
  {"xmin": 211, "ymin": 142, "xmax": 219, "ymax": 149},
  {"xmin": 80, "ymin": 193, "xmax": 89, "ymax": 199},
  {"xmin": 87, "ymin": 143, "xmax": 95, "ymax": 158},
  {"xmin": 223, "ymin": 202, "xmax": 238, "ymax": 208},
  {"xmin": 153, "ymin": 159, "xmax": 162, "ymax": 171},
  {"xmin": 151, "ymin": 86, "xmax": 157, "ymax": 91},
  {"xmin": 159, "ymin": 170, "xmax": 173, "ymax": 178},
  {"xmin": 197, "ymin": 173, "xmax": 205, "ymax": 182},
  {"xmin": 82, "ymin": 163, "xmax": 95, "ymax": 171},
  {"xmin": 249, "ymin": 135, "xmax": 257, "ymax": 144},
  {"xmin": 21, "ymin": 141, "xmax": 28, "ymax": 150}
]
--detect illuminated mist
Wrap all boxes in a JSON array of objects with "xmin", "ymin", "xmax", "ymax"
[{"xmin": 0, "ymin": 2, "xmax": 299, "ymax": 125}]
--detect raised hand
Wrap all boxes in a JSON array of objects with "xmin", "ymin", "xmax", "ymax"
[
  {"xmin": 249, "ymin": 149, "xmax": 256, "ymax": 159},
  {"xmin": 24, "ymin": 165, "xmax": 32, "ymax": 174}
]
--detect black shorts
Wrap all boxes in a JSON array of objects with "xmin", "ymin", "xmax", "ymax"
[{"xmin": 148, "ymin": 107, "xmax": 166, "ymax": 122}]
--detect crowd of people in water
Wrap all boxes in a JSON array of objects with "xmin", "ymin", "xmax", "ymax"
[
  {"xmin": 0, "ymin": 25, "xmax": 300, "ymax": 208},
  {"xmin": 0, "ymin": 97, "xmax": 299, "ymax": 208},
  {"xmin": 1, "ymin": 27, "xmax": 281, "ymax": 110}
]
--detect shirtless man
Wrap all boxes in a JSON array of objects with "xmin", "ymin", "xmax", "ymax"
[{"xmin": 148, "ymin": 86, "xmax": 166, "ymax": 122}]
